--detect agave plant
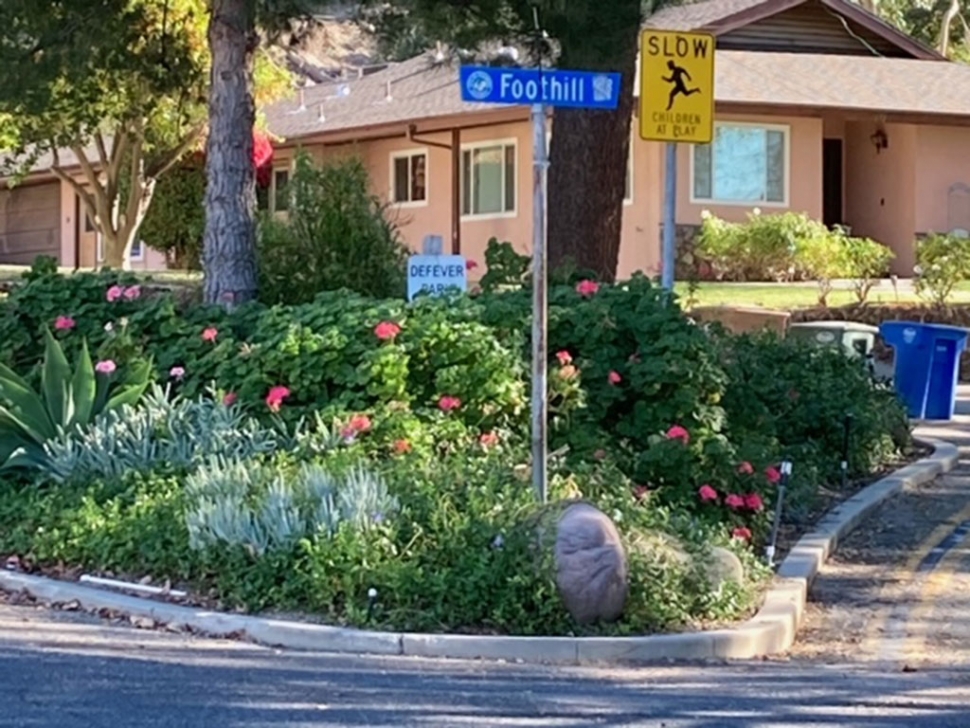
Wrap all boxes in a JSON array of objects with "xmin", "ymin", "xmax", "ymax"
[{"xmin": 0, "ymin": 328, "xmax": 152, "ymax": 470}]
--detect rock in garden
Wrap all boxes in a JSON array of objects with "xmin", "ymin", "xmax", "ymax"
[
  {"xmin": 702, "ymin": 546, "xmax": 745, "ymax": 588},
  {"xmin": 554, "ymin": 503, "xmax": 628, "ymax": 624}
]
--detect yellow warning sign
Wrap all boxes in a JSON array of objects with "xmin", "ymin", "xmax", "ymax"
[{"xmin": 639, "ymin": 29, "xmax": 715, "ymax": 144}]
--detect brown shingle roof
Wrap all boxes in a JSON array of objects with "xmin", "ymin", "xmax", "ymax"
[
  {"xmin": 264, "ymin": 53, "xmax": 500, "ymax": 140},
  {"xmin": 717, "ymin": 51, "xmax": 970, "ymax": 116},
  {"xmin": 645, "ymin": 0, "xmax": 770, "ymax": 31},
  {"xmin": 265, "ymin": 49, "xmax": 970, "ymax": 143}
]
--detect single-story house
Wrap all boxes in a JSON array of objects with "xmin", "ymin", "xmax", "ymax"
[
  {"xmin": 3, "ymin": 0, "xmax": 970, "ymax": 277},
  {"xmin": 259, "ymin": 0, "xmax": 970, "ymax": 278}
]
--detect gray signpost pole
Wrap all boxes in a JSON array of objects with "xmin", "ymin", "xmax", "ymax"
[
  {"xmin": 661, "ymin": 142, "xmax": 677, "ymax": 291},
  {"xmin": 531, "ymin": 102, "xmax": 549, "ymax": 504}
]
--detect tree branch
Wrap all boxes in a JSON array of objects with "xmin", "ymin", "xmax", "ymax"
[
  {"xmin": 146, "ymin": 123, "xmax": 206, "ymax": 179},
  {"xmin": 69, "ymin": 143, "xmax": 112, "ymax": 232},
  {"xmin": 94, "ymin": 132, "xmax": 109, "ymax": 171}
]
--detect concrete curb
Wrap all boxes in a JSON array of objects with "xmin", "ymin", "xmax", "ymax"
[{"xmin": 0, "ymin": 437, "xmax": 959, "ymax": 665}]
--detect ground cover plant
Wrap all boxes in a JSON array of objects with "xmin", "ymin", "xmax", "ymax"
[{"xmin": 0, "ymin": 256, "xmax": 913, "ymax": 636}]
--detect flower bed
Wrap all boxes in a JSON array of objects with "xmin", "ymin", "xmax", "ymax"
[{"xmin": 0, "ymin": 263, "xmax": 914, "ymax": 636}]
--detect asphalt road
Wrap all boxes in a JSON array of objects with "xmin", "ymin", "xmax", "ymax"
[{"xmin": 3, "ymin": 602, "xmax": 970, "ymax": 728}]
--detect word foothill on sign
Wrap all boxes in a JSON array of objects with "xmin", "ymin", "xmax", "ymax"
[
  {"xmin": 639, "ymin": 29, "xmax": 715, "ymax": 144},
  {"xmin": 460, "ymin": 66, "xmax": 622, "ymax": 110},
  {"xmin": 407, "ymin": 255, "xmax": 468, "ymax": 301}
]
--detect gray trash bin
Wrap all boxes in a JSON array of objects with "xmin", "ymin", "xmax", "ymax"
[{"xmin": 788, "ymin": 321, "xmax": 880, "ymax": 366}]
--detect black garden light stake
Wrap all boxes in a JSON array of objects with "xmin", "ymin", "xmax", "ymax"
[
  {"xmin": 766, "ymin": 460, "xmax": 793, "ymax": 567},
  {"xmin": 842, "ymin": 413, "xmax": 854, "ymax": 491},
  {"xmin": 367, "ymin": 587, "xmax": 378, "ymax": 621}
]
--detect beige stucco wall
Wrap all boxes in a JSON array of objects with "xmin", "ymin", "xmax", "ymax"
[
  {"xmin": 57, "ymin": 178, "xmax": 169, "ymax": 271},
  {"xmin": 844, "ymin": 121, "xmax": 917, "ymax": 274},
  {"xmin": 914, "ymin": 125, "xmax": 970, "ymax": 236}
]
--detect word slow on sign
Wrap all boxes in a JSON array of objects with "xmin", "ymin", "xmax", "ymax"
[
  {"xmin": 407, "ymin": 255, "xmax": 468, "ymax": 301},
  {"xmin": 460, "ymin": 66, "xmax": 621, "ymax": 110}
]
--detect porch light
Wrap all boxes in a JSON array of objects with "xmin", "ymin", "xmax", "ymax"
[{"xmin": 870, "ymin": 128, "xmax": 888, "ymax": 153}]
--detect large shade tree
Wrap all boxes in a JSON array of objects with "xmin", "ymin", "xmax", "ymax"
[
  {"xmin": 203, "ymin": 0, "xmax": 310, "ymax": 305},
  {"xmin": 364, "ymin": 0, "xmax": 669, "ymax": 282},
  {"xmin": 0, "ymin": 0, "xmax": 210, "ymax": 269}
]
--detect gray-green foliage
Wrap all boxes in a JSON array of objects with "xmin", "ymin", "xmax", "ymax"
[
  {"xmin": 184, "ymin": 458, "xmax": 398, "ymax": 556},
  {"xmin": 40, "ymin": 385, "xmax": 286, "ymax": 483}
]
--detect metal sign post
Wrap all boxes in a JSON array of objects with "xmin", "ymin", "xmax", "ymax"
[
  {"xmin": 460, "ymin": 63, "xmax": 621, "ymax": 504},
  {"xmin": 638, "ymin": 29, "xmax": 716, "ymax": 295},
  {"xmin": 531, "ymin": 102, "xmax": 549, "ymax": 503}
]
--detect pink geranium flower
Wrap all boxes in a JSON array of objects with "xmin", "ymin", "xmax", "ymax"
[
  {"xmin": 744, "ymin": 493, "xmax": 765, "ymax": 512},
  {"xmin": 340, "ymin": 413, "xmax": 372, "ymax": 440},
  {"xmin": 556, "ymin": 350, "xmax": 572, "ymax": 365},
  {"xmin": 265, "ymin": 385, "xmax": 291, "ymax": 412},
  {"xmin": 106, "ymin": 285, "xmax": 124, "ymax": 303},
  {"xmin": 480, "ymin": 431, "xmax": 499, "ymax": 448},
  {"xmin": 765, "ymin": 466, "xmax": 782, "ymax": 484},
  {"xmin": 725, "ymin": 493, "xmax": 745, "ymax": 510},
  {"xmin": 438, "ymin": 395, "xmax": 461, "ymax": 412},
  {"xmin": 732, "ymin": 527, "xmax": 753, "ymax": 542},
  {"xmin": 737, "ymin": 461, "xmax": 754, "ymax": 475},
  {"xmin": 666, "ymin": 425, "xmax": 690, "ymax": 444},
  {"xmin": 223, "ymin": 392, "xmax": 238, "ymax": 407},
  {"xmin": 54, "ymin": 316, "xmax": 76, "ymax": 331},
  {"xmin": 169, "ymin": 366, "xmax": 185, "ymax": 380},
  {"xmin": 698, "ymin": 484, "xmax": 718, "ymax": 503},
  {"xmin": 201, "ymin": 327, "xmax": 219, "ymax": 343},
  {"xmin": 374, "ymin": 321, "xmax": 402, "ymax": 341},
  {"xmin": 123, "ymin": 285, "xmax": 141, "ymax": 301},
  {"xmin": 466, "ymin": 259, "xmax": 478, "ymax": 271},
  {"xmin": 393, "ymin": 439, "xmax": 412, "ymax": 455},
  {"xmin": 608, "ymin": 370, "xmax": 622, "ymax": 385},
  {"xmin": 95, "ymin": 360, "xmax": 117, "ymax": 375},
  {"xmin": 575, "ymin": 279, "xmax": 600, "ymax": 298}
]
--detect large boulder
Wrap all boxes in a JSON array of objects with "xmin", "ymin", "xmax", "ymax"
[
  {"xmin": 702, "ymin": 546, "xmax": 745, "ymax": 588},
  {"xmin": 554, "ymin": 502, "xmax": 628, "ymax": 624}
]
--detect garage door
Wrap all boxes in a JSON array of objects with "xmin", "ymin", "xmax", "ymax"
[{"xmin": 0, "ymin": 182, "xmax": 61, "ymax": 264}]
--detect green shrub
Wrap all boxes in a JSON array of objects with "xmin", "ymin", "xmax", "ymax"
[
  {"xmin": 795, "ymin": 227, "xmax": 850, "ymax": 306},
  {"xmin": 257, "ymin": 152, "xmax": 409, "ymax": 304},
  {"xmin": 697, "ymin": 210, "xmax": 836, "ymax": 283},
  {"xmin": 139, "ymin": 159, "xmax": 205, "ymax": 269},
  {"xmin": 841, "ymin": 235, "xmax": 894, "ymax": 303},
  {"xmin": 478, "ymin": 238, "xmax": 531, "ymax": 293},
  {"xmin": 717, "ymin": 331, "xmax": 910, "ymax": 485},
  {"xmin": 915, "ymin": 233, "xmax": 970, "ymax": 306}
]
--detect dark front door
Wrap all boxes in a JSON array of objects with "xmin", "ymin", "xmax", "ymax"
[{"xmin": 823, "ymin": 138, "xmax": 843, "ymax": 228}]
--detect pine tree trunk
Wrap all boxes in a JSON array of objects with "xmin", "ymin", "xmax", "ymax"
[
  {"xmin": 203, "ymin": 0, "xmax": 259, "ymax": 307},
  {"xmin": 546, "ymin": 3, "xmax": 641, "ymax": 283}
]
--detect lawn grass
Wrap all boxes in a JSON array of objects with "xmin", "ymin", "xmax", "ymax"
[{"xmin": 675, "ymin": 282, "xmax": 970, "ymax": 310}]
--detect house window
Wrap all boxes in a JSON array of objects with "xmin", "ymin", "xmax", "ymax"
[
  {"xmin": 96, "ymin": 237, "xmax": 143, "ymax": 263},
  {"xmin": 84, "ymin": 212, "xmax": 95, "ymax": 233},
  {"xmin": 273, "ymin": 169, "xmax": 290, "ymax": 212},
  {"xmin": 461, "ymin": 141, "xmax": 516, "ymax": 217},
  {"xmin": 692, "ymin": 123, "xmax": 789, "ymax": 205},
  {"xmin": 391, "ymin": 151, "xmax": 427, "ymax": 204}
]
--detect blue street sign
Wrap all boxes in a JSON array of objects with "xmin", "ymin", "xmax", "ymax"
[{"xmin": 460, "ymin": 66, "xmax": 622, "ymax": 110}]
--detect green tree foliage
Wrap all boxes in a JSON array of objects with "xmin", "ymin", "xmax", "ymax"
[{"xmin": 0, "ymin": 0, "xmax": 211, "ymax": 268}]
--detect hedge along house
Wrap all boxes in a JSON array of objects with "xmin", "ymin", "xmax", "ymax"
[{"xmin": 261, "ymin": 0, "xmax": 970, "ymax": 279}]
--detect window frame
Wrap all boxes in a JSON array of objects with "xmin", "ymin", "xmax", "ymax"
[
  {"xmin": 257, "ymin": 162, "xmax": 294, "ymax": 215},
  {"xmin": 96, "ymin": 235, "xmax": 144, "ymax": 263},
  {"xmin": 688, "ymin": 120, "xmax": 791, "ymax": 208},
  {"xmin": 460, "ymin": 138, "xmax": 518, "ymax": 220},
  {"xmin": 389, "ymin": 148, "xmax": 429, "ymax": 207}
]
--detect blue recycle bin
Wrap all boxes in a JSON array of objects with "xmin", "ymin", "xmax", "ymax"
[{"xmin": 880, "ymin": 321, "xmax": 969, "ymax": 420}]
